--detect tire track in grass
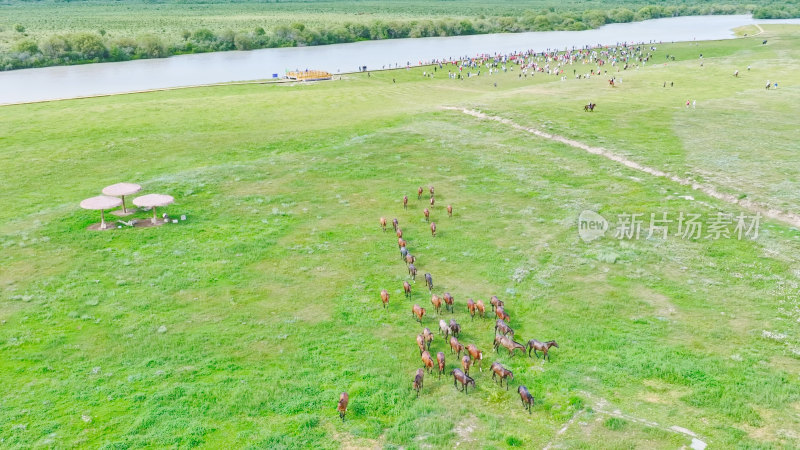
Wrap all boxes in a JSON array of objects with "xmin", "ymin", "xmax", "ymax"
[{"xmin": 444, "ymin": 107, "xmax": 800, "ymax": 229}]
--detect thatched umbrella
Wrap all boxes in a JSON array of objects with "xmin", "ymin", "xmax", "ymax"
[
  {"xmin": 102, "ymin": 182, "xmax": 142, "ymax": 216},
  {"xmin": 133, "ymin": 194, "xmax": 175, "ymax": 225},
  {"xmin": 80, "ymin": 195, "xmax": 122, "ymax": 230}
]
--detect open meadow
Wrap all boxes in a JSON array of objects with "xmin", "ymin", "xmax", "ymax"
[{"xmin": 1, "ymin": 25, "xmax": 800, "ymax": 448}]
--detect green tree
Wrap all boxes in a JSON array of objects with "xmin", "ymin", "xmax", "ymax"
[
  {"xmin": 70, "ymin": 33, "xmax": 107, "ymax": 59},
  {"xmin": 13, "ymin": 38, "xmax": 39, "ymax": 54}
]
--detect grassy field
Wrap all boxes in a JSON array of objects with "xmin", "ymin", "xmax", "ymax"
[{"xmin": 1, "ymin": 25, "xmax": 800, "ymax": 448}]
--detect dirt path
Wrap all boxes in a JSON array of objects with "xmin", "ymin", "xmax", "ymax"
[{"xmin": 444, "ymin": 107, "xmax": 800, "ymax": 229}]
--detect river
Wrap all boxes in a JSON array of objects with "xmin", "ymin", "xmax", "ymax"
[{"xmin": 1, "ymin": 15, "xmax": 798, "ymax": 105}]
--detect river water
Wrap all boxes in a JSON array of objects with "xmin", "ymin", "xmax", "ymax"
[{"xmin": 1, "ymin": 15, "xmax": 798, "ymax": 105}]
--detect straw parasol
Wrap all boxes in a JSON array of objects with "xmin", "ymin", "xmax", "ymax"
[
  {"xmin": 133, "ymin": 194, "xmax": 175, "ymax": 225},
  {"xmin": 80, "ymin": 195, "xmax": 122, "ymax": 230},
  {"xmin": 102, "ymin": 182, "xmax": 142, "ymax": 216}
]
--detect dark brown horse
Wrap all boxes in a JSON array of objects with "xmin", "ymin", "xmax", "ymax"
[
  {"xmin": 447, "ymin": 205, "xmax": 452, "ymax": 217},
  {"xmin": 396, "ymin": 228, "xmax": 403, "ymax": 238},
  {"xmin": 421, "ymin": 350, "xmax": 434, "ymax": 374},
  {"xmin": 430, "ymin": 222, "xmax": 436, "ymax": 237},
  {"xmin": 424, "ymin": 273, "xmax": 433, "ymax": 292},
  {"xmin": 403, "ymin": 281, "xmax": 411, "ymax": 298},
  {"xmin": 495, "ymin": 306, "xmax": 510, "ymax": 322},
  {"xmin": 448, "ymin": 318, "xmax": 461, "ymax": 337},
  {"xmin": 518, "ymin": 385, "xmax": 534, "ymax": 413},
  {"xmin": 430, "ymin": 197, "xmax": 435, "ymax": 207},
  {"xmin": 467, "ymin": 298, "xmax": 476, "ymax": 319},
  {"xmin": 403, "ymin": 195, "xmax": 408, "ymax": 209},
  {"xmin": 413, "ymin": 368, "xmax": 424, "ymax": 397},
  {"xmin": 422, "ymin": 327, "xmax": 433, "ymax": 349},
  {"xmin": 423, "ymin": 208, "xmax": 430, "ymax": 222},
  {"xmin": 475, "ymin": 299, "xmax": 486, "ymax": 319},
  {"xmin": 408, "ymin": 264, "xmax": 417, "ymax": 280},
  {"xmin": 466, "ymin": 344, "xmax": 483, "ymax": 372},
  {"xmin": 380, "ymin": 289, "xmax": 389, "ymax": 309},
  {"xmin": 527, "ymin": 339, "xmax": 559, "ymax": 361},
  {"xmin": 412, "ymin": 304, "xmax": 425, "ymax": 323},
  {"xmin": 392, "ymin": 218, "xmax": 399, "ymax": 232},
  {"xmin": 584, "ymin": 103, "xmax": 596, "ymax": 112},
  {"xmin": 490, "ymin": 362, "xmax": 513, "ymax": 389},
  {"xmin": 379, "ymin": 217, "xmax": 386, "ymax": 232},
  {"xmin": 461, "ymin": 354, "xmax": 472, "ymax": 376},
  {"xmin": 418, "ymin": 186, "xmax": 424, "ymax": 199},
  {"xmin": 443, "ymin": 292, "xmax": 453, "ymax": 313},
  {"xmin": 451, "ymin": 368, "xmax": 475, "ymax": 394},
  {"xmin": 431, "ymin": 294, "xmax": 443, "ymax": 315},
  {"xmin": 495, "ymin": 319, "xmax": 514, "ymax": 337},
  {"xmin": 437, "ymin": 351, "xmax": 446, "ymax": 379},
  {"xmin": 337, "ymin": 392, "xmax": 349, "ymax": 421},
  {"xmin": 449, "ymin": 336, "xmax": 464, "ymax": 356}
]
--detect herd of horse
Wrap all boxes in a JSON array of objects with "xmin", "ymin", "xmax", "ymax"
[{"xmin": 338, "ymin": 186, "xmax": 559, "ymax": 421}]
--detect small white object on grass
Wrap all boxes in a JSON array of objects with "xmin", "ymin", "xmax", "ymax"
[{"xmin": 181, "ymin": 215, "xmax": 186, "ymax": 221}]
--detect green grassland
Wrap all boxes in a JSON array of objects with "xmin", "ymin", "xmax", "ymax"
[
  {"xmin": 1, "ymin": 0, "xmax": 799, "ymax": 70},
  {"xmin": 1, "ymin": 26, "xmax": 800, "ymax": 448}
]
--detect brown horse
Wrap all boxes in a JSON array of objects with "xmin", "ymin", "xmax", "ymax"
[
  {"xmin": 403, "ymin": 195, "xmax": 408, "ymax": 209},
  {"xmin": 518, "ymin": 385, "xmax": 534, "ymax": 413},
  {"xmin": 421, "ymin": 350, "xmax": 434, "ymax": 374},
  {"xmin": 398, "ymin": 237, "xmax": 406, "ymax": 249},
  {"xmin": 413, "ymin": 368, "xmax": 424, "ymax": 397},
  {"xmin": 490, "ymin": 296, "xmax": 503, "ymax": 312},
  {"xmin": 405, "ymin": 254, "xmax": 416, "ymax": 265},
  {"xmin": 451, "ymin": 368, "xmax": 475, "ymax": 394},
  {"xmin": 496, "ymin": 336, "xmax": 526, "ymax": 357},
  {"xmin": 461, "ymin": 354, "xmax": 472, "ymax": 375},
  {"xmin": 337, "ymin": 392, "xmax": 349, "ymax": 421},
  {"xmin": 437, "ymin": 352, "xmax": 446, "ymax": 379},
  {"xmin": 475, "ymin": 299, "xmax": 486, "ymax": 319},
  {"xmin": 448, "ymin": 318, "xmax": 461, "ymax": 337},
  {"xmin": 422, "ymin": 327, "xmax": 433, "ymax": 349},
  {"xmin": 466, "ymin": 344, "xmax": 483, "ymax": 372},
  {"xmin": 447, "ymin": 205, "xmax": 453, "ymax": 217},
  {"xmin": 408, "ymin": 264, "xmax": 417, "ymax": 280},
  {"xmin": 423, "ymin": 208, "xmax": 430, "ymax": 222},
  {"xmin": 495, "ymin": 306, "xmax": 510, "ymax": 322},
  {"xmin": 396, "ymin": 228, "xmax": 403, "ymax": 238},
  {"xmin": 431, "ymin": 295, "xmax": 443, "ymax": 315},
  {"xmin": 379, "ymin": 217, "xmax": 387, "ymax": 232},
  {"xmin": 443, "ymin": 292, "xmax": 454, "ymax": 313},
  {"xmin": 490, "ymin": 362, "xmax": 514, "ymax": 389},
  {"xmin": 495, "ymin": 319, "xmax": 514, "ymax": 337},
  {"xmin": 380, "ymin": 289, "xmax": 389, "ymax": 309},
  {"xmin": 467, "ymin": 298, "xmax": 476, "ymax": 319},
  {"xmin": 438, "ymin": 319, "xmax": 450, "ymax": 338},
  {"xmin": 527, "ymin": 339, "xmax": 559, "ymax": 361},
  {"xmin": 584, "ymin": 103, "xmax": 596, "ymax": 112},
  {"xmin": 424, "ymin": 273, "xmax": 433, "ymax": 292},
  {"xmin": 430, "ymin": 222, "xmax": 436, "ymax": 237},
  {"xmin": 412, "ymin": 304, "xmax": 425, "ymax": 323},
  {"xmin": 429, "ymin": 186, "xmax": 434, "ymax": 196},
  {"xmin": 430, "ymin": 197, "xmax": 435, "ymax": 207},
  {"xmin": 449, "ymin": 336, "xmax": 464, "ymax": 356},
  {"xmin": 418, "ymin": 186, "xmax": 423, "ymax": 199},
  {"xmin": 392, "ymin": 218, "xmax": 399, "ymax": 232},
  {"xmin": 416, "ymin": 334, "xmax": 426, "ymax": 354},
  {"xmin": 403, "ymin": 281, "xmax": 411, "ymax": 298}
]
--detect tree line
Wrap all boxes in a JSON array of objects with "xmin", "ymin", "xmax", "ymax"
[{"xmin": 2, "ymin": 3, "xmax": 798, "ymax": 71}]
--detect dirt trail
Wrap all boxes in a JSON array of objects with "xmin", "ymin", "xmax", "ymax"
[{"xmin": 444, "ymin": 107, "xmax": 800, "ymax": 229}]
